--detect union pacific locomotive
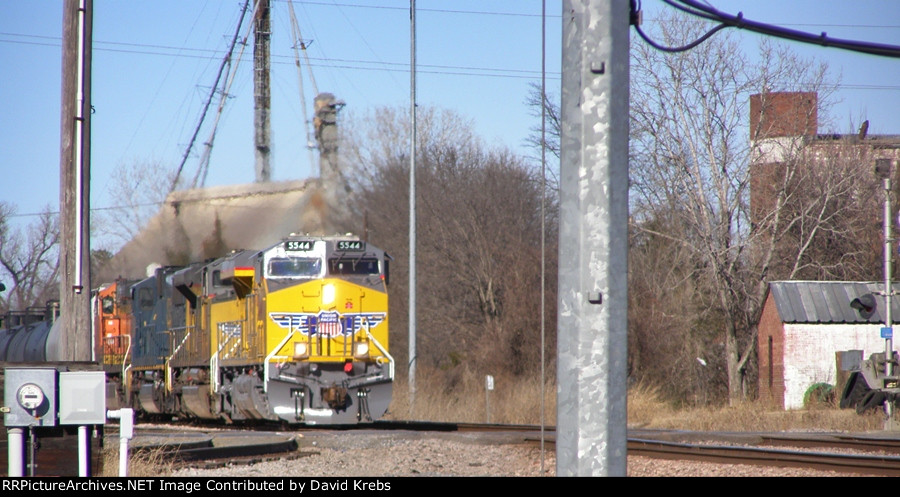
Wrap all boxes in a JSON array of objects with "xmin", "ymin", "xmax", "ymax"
[{"xmin": 1, "ymin": 234, "xmax": 393, "ymax": 425}]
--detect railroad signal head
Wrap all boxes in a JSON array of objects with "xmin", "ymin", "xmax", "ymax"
[
  {"xmin": 875, "ymin": 158, "xmax": 894, "ymax": 179},
  {"xmin": 850, "ymin": 293, "xmax": 877, "ymax": 319}
]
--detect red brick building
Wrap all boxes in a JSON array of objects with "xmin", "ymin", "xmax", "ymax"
[
  {"xmin": 758, "ymin": 281, "xmax": 896, "ymax": 409},
  {"xmin": 751, "ymin": 92, "xmax": 900, "ymax": 409}
]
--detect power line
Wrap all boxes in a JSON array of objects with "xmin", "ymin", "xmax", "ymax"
[
  {"xmin": 0, "ymin": 33, "xmax": 559, "ymax": 81},
  {"xmin": 651, "ymin": 0, "xmax": 900, "ymax": 58},
  {"xmin": 171, "ymin": 0, "xmax": 253, "ymax": 192},
  {"xmin": 10, "ymin": 29, "xmax": 900, "ymax": 89},
  {"xmin": 272, "ymin": 0, "xmax": 562, "ymax": 18},
  {"xmin": 5, "ymin": 202, "xmax": 163, "ymax": 220},
  {"xmin": 7, "ymin": 190, "xmax": 304, "ymax": 220}
]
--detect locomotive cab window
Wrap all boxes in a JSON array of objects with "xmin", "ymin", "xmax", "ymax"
[
  {"xmin": 328, "ymin": 258, "xmax": 380, "ymax": 276},
  {"xmin": 138, "ymin": 287, "xmax": 154, "ymax": 310},
  {"xmin": 267, "ymin": 257, "xmax": 322, "ymax": 278},
  {"xmin": 101, "ymin": 296, "xmax": 114, "ymax": 314}
]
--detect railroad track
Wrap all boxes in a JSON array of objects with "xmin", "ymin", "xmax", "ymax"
[
  {"xmin": 382, "ymin": 422, "xmax": 900, "ymax": 476},
  {"xmin": 627, "ymin": 438, "xmax": 900, "ymax": 477},
  {"xmin": 759, "ymin": 434, "xmax": 900, "ymax": 454},
  {"xmin": 127, "ymin": 429, "xmax": 306, "ymax": 470},
  {"xmin": 128, "ymin": 422, "xmax": 900, "ymax": 476}
]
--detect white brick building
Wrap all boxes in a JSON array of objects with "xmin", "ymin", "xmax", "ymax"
[{"xmin": 758, "ymin": 281, "xmax": 898, "ymax": 409}]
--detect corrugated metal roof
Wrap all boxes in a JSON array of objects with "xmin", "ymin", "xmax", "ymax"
[{"xmin": 768, "ymin": 281, "xmax": 900, "ymax": 324}]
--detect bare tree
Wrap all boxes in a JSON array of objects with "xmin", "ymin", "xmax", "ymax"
[
  {"xmin": 339, "ymin": 106, "xmax": 558, "ymax": 380},
  {"xmin": 760, "ymin": 140, "xmax": 882, "ymax": 282},
  {"xmin": 629, "ymin": 12, "xmax": 855, "ymax": 402},
  {"xmin": 0, "ymin": 202, "xmax": 60, "ymax": 312},
  {"xmin": 93, "ymin": 159, "xmax": 179, "ymax": 250},
  {"xmin": 517, "ymin": 13, "xmax": 880, "ymax": 405},
  {"xmin": 628, "ymin": 210, "xmax": 729, "ymax": 403},
  {"xmin": 340, "ymin": 106, "xmax": 479, "ymax": 190},
  {"xmin": 524, "ymin": 82, "xmax": 561, "ymax": 161}
]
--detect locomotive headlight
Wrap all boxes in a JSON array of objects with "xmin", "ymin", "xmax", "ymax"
[
  {"xmin": 353, "ymin": 341, "xmax": 369, "ymax": 358},
  {"xmin": 293, "ymin": 342, "xmax": 310, "ymax": 359},
  {"xmin": 322, "ymin": 283, "xmax": 336, "ymax": 305}
]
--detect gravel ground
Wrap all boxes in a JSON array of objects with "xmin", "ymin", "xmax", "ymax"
[{"xmin": 168, "ymin": 431, "xmax": 872, "ymax": 477}]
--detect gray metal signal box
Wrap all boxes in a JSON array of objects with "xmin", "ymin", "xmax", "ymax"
[
  {"xmin": 58, "ymin": 371, "xmax": 106, "ymax": 425},
  {"xmin": 3, "ymin": 368, "xmax": 58, "ymax": 427}
]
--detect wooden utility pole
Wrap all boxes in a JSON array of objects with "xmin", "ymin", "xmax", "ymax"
[
  {"xmin": 59, "ymin": 0, "xmax": 93, "ymax": 361},
  {"xmin": 254, "ymin": 0, "xmax": 272, "ymax": 182}
]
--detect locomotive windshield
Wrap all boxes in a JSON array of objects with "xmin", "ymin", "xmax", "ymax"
[
  {"xmin": 328, "ymin": 257, "xmax": 380, "ymax": 276},
  {"xmin": 267, "ymin": 257, "xmax": 322, "ymax": 278}
]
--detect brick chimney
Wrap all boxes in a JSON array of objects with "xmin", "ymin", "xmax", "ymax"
[
  {"xmin": 749, "ymin": 92, "xmax": 817, "ymax": 235},
  {"xmin": 750, "ymin": 92, "xmax": 817, "ymax": 140}
]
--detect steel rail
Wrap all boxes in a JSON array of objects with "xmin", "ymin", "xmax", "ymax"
[
  {"xmin": 759, "ymin": 434, "xmax": 900, "ymax": 454},
  {"xmin": 628, "ymin": 438, "xmax": 900, "ymax": 477},
  {"xmin": 131, "ymin": 422, "xmax": 900, "ymax": 476}
]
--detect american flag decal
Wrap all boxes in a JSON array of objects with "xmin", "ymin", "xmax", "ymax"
[{"xmin": 270, "ymin": 311, "xmax": 386, "ymax": 337}]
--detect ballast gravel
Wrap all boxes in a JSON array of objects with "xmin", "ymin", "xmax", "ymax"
[{"xmin": 167, "ymin": 431, "xmax": 871, "ymax": 478}]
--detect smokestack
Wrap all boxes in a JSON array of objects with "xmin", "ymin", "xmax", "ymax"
[{"xmin": 314, "ymin": 92, "xmax": 346, "ymax": 195}]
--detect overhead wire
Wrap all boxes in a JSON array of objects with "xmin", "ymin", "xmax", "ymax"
[
  {"xmin": 635, "ymin": 0, "xmax": 900, "ymax": 58},
  {"xmin": 193, "ymin": 0, "xmax": 262, "ymax": 189},
  {"xmin": 287, "ymin": 0, "xmax": 319, "ymax": 176},
  {"xmin": 272, "ymin": 0, "xmax": 561, "ymax": 19},
  {"xmin": 7, "ymin": 37, "xmax": 557, "ymax": 78},
  {"xmin": 13, "ymin": 28, "xmax": 900, "ymax": 89},
  {"xmin": 634, "ymin": 17, "xmax": 728, "ymax": 52},
  {"xmin": 0, "ymin": 30, "xmax": 552, "ymax": 80},
  {"xmin": 669, "ymin": 0, "xmax": 900, "ymax": 57},
  {"xmin": 326, "ymin": 1, "xmax": 405, "ymax": 100},
  {"xmin": 170, "ymin": 0, "xmax": 252, "ymax": 194},
  {"xmin": 117, "ymin": 2, "xmax": 215, "ymax": 164}
]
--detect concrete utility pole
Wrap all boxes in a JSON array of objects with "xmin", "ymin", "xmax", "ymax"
[
  {"xmin": 254, "ymin": 0, "xmax": 272, "ymax": 182},
  {"xmin": 557, "ymin": 0, "xmax": 629, "ymax": 476},
  {"xmin": 59, "ymin": 0, "xmax": 93, "ymax": 361}
]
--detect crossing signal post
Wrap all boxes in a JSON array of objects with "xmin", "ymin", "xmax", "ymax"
[
  {"xmin": 849, "ymin": 160, "xmax": 900, "ymax": 427},
  {"xmin": 877, "ymin": 159, "xmax": 896, "ymax": 426}
]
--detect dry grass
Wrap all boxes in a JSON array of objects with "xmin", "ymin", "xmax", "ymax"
[
  {"xmin": 98, "ymin": 373, "xmax": 887, "ymax": 475},
  {"xmin": 389, "ymin": 370, "xmax": 887, "ymax": 433},
  {"xmin": 625, "ymin": 381, "xmax": 884, "ymax": 432},
  {"xmin": 101, "ymin": 446, "xmax": 177, "ymax": 477},
  {"xmin": 386, "ymin": 366, "xmax": 556, "ymax": 425}
]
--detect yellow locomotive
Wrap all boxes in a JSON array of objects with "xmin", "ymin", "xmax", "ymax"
[{"xmin": 101, "ymin": 234, "xmax": 393, "ymax": 425}]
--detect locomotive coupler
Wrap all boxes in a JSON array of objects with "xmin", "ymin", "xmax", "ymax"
[{"xmin": 322, "ymin": 386, "xmax": 349, "ymax": 410}]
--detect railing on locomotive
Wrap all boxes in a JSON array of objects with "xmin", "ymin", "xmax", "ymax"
[{"xmin": 102, "ymin": 334, "xmax": 130, "ymax": 362}]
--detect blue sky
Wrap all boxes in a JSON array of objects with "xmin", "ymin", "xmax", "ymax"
[{"xmin": 2, "ymin": 1, "xmax": 899, "ymax": 250}]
